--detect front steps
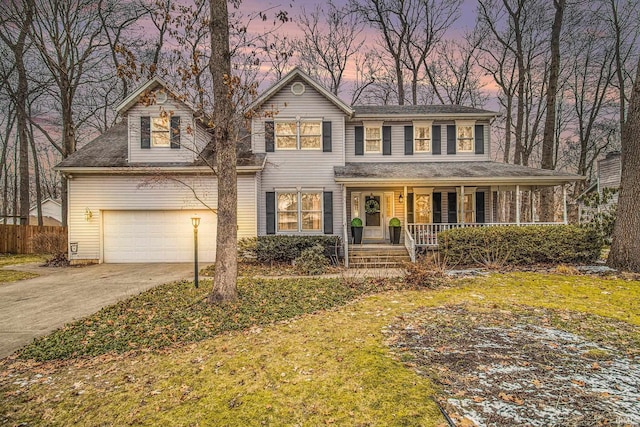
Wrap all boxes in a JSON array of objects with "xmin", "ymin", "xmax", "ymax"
[{"xmin": 348, "ymin": 244, "xmax": 411, "ymax": 268}]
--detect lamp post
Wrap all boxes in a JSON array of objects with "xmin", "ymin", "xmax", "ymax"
[{"xmin": 191, "ymin": 214, "xmax": 200, "ymax": 288}]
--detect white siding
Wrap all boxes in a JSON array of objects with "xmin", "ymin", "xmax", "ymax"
[
  {"xmin": 128, "ymin": 96, "xmax": 205, "ymax": 163},
  {"xmin": 253, "ymin": 77, "xmax": 347, "ymax": 235},
  {"xmin": 344, "ymin": 120, "xmax": 491, "ymax": 163},
  {"xmin": 68, "ymin": 174, "xmax": 257, "ymax": 262}
]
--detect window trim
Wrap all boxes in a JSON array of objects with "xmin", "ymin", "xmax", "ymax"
[
  {"xmin": 413, "ymin": 187, "xmax": 433, "ymax": 223},
  {"xmin": 363, "ymin": 121, "xmax": 383, "ymax": 153},
  {"xmin": 413, "ymin": 121, "xmax": 432, "ymax": 153},
  {"xmin": 276, "ymin": 190, "xmax": 324, "ymax": 233},
  {"xmin": 274, "ymin": 118, "xmax": 323, "ymax": 151},
  {"xmin": 456, "ymin": 120, "xmax": 475, "ymax": 153},
  {"xmin": 151, "ymin": 116, "xmax": 171, "ymax": 148},
  {"xmin": 456, "ymin": 187, "xmax": 477, "ymax": 224}
]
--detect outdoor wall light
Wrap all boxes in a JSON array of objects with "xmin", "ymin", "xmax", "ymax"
[
  {"xmin": 84, "ymin": 208, "xmax": 93, "ymax": 221},
  {"xmin": 399, "ymin": 194, "xmax": 404, "ymax": 204},
  {"xmin": 191, "ymin": 214, "xmax": 200, "ymax": 289}
]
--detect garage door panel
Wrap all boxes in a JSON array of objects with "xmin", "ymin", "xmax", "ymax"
[{"xmin": 103, "ymin": 210, "xmax": 216, "ymax": 263}]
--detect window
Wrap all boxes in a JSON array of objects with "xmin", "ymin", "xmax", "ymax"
[
  {"xmin": 456, "ymin": 121, "xmax": 474, "ymax": 152},
  {"xmin": 457, "ymin": 188, "xmax": 476, "ymax": 223},
  {"xmin": 151, "ymin": 116, "xmax": 170, "ymax": 147},
  {"xmin": 414, "ymin": 123, "xmax": 431, "ymax": 152},
  {"xmin": 415, "ymin": 194, "xmax": 432, "ymax": 223},
  {"xmin": 365, "ymin": 126, "xmax": 382, "ymax": 152},
  {"xmin": 275, "ymin": 120, "xmax": 321, "ymax": 150},
  {"xmin": 277, "ymin": 191, "xmax": 322, "ymax": 232}
]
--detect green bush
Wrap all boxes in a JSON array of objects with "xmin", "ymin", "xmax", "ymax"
[
  {"xmin": 294, "ymin": 244, "xmax": 329, "ymax": 275},
  {"xmin": 439, "ymin": 225, "xmax": 602, "ymax": 266},
  {"xmin": 256, "ymin": 235, "xmax": 341, "ymax": 264},
  {"xmin": 237, "ymin": 237, "xmax": 258, "ymax": 261},
  {"xmin": 389, "ymin": 217, "xmax": 401, "ymax": 227},
  {"xmin": 351, "ymin": 217, "xmax": 363, "ymax": 227}
]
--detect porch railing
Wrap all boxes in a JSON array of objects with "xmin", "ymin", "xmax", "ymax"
[
  {"xmin": 404, "ymin": 226, "xmax": 416, "ymax": 262},
  {"xmin": 408, "ymin": 222, "xmax": 562, "ymax": 247}
]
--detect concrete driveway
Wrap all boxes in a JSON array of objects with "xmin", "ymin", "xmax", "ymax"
[{"xmin": 0, "ymin": 263, "xmax": 203, "ymax": 359}]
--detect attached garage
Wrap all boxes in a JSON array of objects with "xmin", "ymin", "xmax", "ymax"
[{"xmin": 102, "ymin": 210, "xmax": 216, "ymax": 263}]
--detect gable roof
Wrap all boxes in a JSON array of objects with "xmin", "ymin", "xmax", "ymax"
[
  {"xmin": 245, "ymin": 67, "xmax": 355, "ymax": 116},
  {"xmin": 353, "ymin": 104, "xmax": 498, "ymax": 119},
  {"xmin": 115, "ymin": 76, "xmax": 199, "ymax": 116}
]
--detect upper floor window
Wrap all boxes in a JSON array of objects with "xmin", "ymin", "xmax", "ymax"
[
  {"xmin": 151, "ymin": 117, "xmax": 170, "ymax": 147},
  {"xmin": 365, "ymin": 125, "xmax": 382, "ymax": 153},
  {"xmin": 456, "ymin": 121, "xmax": 474, "ymax": 152},
  {"xmin": 275, "ymin": 120, "xmax": 321, "ymax": 150},
  {"xmin": 277, "ymin": 191, "xmax": 322, "ymax": 232},
  {"xmin": 413, "ymin": 122, "xmax": 432, "ymax": 153}
]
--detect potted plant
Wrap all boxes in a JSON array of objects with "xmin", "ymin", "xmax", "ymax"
[
  {"xmin": 389, "ymin": 217, "xmax": 401, "ymax": 244},
  {"xmin": 351, "ymin": 217, "xmax": 363, "ymax": 244}
]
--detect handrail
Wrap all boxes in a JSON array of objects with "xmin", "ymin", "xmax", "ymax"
[{"xmin": 404, "ymin": 225, "xmax": 416, "ymax": 262}]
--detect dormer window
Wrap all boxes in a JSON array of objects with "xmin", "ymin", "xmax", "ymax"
[
  {"xmin": 413, "ymin": 121, "xmax": 432, "ymax": 153},
  {"xmin": 151, "ymin": 117, "xmax": 170, "ymax": 147}
]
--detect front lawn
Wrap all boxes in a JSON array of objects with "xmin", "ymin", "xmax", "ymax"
[
  {"xmin": 1, "ymin": 272, "xmax": 638, "ymax": 426},
  {"xmin": 0, "ymin": 254, "xmax": 45, "ymax": 284}
]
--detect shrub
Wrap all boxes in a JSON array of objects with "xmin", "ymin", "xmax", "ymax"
[
  {"xmin": 31, "ymin": 232, "xmax": 67, "ymax": 255},
  {"xmin": 439, "ymin": 225, "xmax": 602, "ymax": 266},
  {"xmin": 389, "ymin": 217, "xmax": 401, "ymax": 227},
  {"xmin": 579, "ymin": 188, "xmax": 617, "ymax": 244},
  {"xmin": 403, "ymin": 252, "xmax": 450, "ymax": 289},
  {"xmin": 255, "ymin": 235, "xmax": 341, "ymax": 264},
  {"xmin": 294, "ymin": 244, "xmax": 329, "ymax": 275},
  {"xmin": 351, "ymin": 217, "xmax": 363, "ymax": 227},
  {"xmin": 237, "ymin": 237, "xmax": 258, "ymax": 261}
]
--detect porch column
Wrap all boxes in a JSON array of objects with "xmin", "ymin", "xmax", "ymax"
[
  {"xmin": 562, "ymin": 184, "xmax": 568, "ymax": 224},
  {"xmin": 343, "ymin": 184, "xmax": 349, "ymax": 268},
  {"xmin": 403, "ymin": 186, "xmax": 408, "ymax": 226},
  {"xmin": 515, "ymin": 185, "xmax": 521, "ymax": 225},
  {"xmin": 460, "ymin": 185, "xmax": 465, "ymax": 224},
  {"xmin": 531, "ymin": 189, "xmax": 535, "ymax": 223}
]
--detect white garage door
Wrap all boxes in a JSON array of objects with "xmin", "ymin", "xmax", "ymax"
[{"xmin": 103, "ymin": 210, "xmax": 216, "ymax": 263}]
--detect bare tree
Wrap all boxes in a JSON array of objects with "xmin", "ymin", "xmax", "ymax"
[
  {"xmin": 258, "ymin": 33, "xmax": 294, "ymax": 83},
  {"xmin": 296, "ymin": 0, "xmax": 365, "ymax": 96},
  {"xmin": 0, "ymin": 0, "xmax": 35, "ymax": 224},
  {"xmin": 608, "ymin": 57, "xmax": 640, "ymax": 272}
]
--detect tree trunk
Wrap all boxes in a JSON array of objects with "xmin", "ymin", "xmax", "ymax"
[
  {"xmin": 29, "ymin": 119, "xmax": 43, "ymax": 226},
  {"xmin": 540, "ymin": 0, "xmax": 565, "ymax": 221},
  {"xmin": 208, "ymin": 0, "xmax": 237, "ymax": 303},
  {"xmin": 608, "ymin": 58, "xmax": 640, "ymax": 272}
]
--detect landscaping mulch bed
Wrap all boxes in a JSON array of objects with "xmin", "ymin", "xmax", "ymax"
[{"xmin": 385, "ymin": 305, "xmax": 640, "ymax": 426}]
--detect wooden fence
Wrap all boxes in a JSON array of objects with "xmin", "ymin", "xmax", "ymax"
[{"xmin": 0, "ymin": 225, "xmax": 68, "ymax": 254}]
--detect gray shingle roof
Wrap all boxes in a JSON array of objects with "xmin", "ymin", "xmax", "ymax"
[
  {"xmin": 57, "ymin": 120, "xmax": 265, "ymax": 169},
  {"xmin": 334, "ymin": 162, "xmax": 583, "ymax": 184},
  {"xmin": 353, "ymin": 105, "xmax": 498, "ymax": 116}
]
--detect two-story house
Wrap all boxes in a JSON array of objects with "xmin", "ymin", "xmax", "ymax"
[{"xmin": 57, "ymin": 68, "xmax": 582, "ymax": 265}]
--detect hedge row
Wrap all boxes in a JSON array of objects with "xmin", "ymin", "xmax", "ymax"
[
  {"xmin": 240, "ymin": 235, "xmax": 341, "ymax": 264},
  {"xmin": 439, "ymin": 225, "xmax": 602, "ymax": 266}
]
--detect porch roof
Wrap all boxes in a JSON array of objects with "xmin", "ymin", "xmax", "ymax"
[{"xmin": 334, "ymin": 161, "xmax": 584, "ymax": 186}]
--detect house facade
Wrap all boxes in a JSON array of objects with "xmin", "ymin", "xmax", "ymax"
[{"xmin": 57, "ymin": 68, "xmax": 583, "ymax": 265}]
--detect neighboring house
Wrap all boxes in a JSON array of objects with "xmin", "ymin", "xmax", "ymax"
[
  {"xmin": 1, "ymin": 198, "xmax": 62, "ymax": 226},
  {"xmin": 57, "ymin": 68, "xmax": 583, "ymax": 265},
  {"xmin": 578, "ymin": 151, "xmax": 621, "ymax": 221}
]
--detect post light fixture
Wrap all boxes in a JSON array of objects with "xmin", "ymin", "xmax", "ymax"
[
  {"xmin": 84, "ymin": 208, "xmax": 93, "ymax": 221},
  {"xmin": 191, "ymin": 214, "xmax": 200, "ymax": 288}
]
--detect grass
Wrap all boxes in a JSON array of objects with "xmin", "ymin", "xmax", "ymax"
[
  {"xmin": 1, "ymin": 272, "xmax": 639, "ymax": 426},
  {"xmin": 0, "ymin": 254, "xmax": 45, "ymax": 284}
]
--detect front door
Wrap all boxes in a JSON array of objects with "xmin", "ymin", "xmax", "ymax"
[{"xmin": 363, "ymin": 193, "xmax": 383, "ymax": 240}]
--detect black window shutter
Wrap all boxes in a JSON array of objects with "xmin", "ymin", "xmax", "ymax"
[
  {"xmin": 322, "ymin": 121, "xmax": 332, "ymax": 152},
  {"xmin": 404, "ymin": 126, "xmax": 413, "ymax": 155},
  {"xmin": 407, "ymin": 193, "xmax": 414, "ymax": 223},
  {"xmin": 433, "ymin": 192, "xmax": 442, "ymax": 223},
  {"xmin": 355, "ymin": 126, "xmax": 364, "ymax": 155},
  {"xmin": 141, "ymin": 116, "xmax": 151, "ymax": 149},
  {"xmin": 476, "ymin": 191, "xmax": 485, "ymax": 223},
  {"xmin": 447, "ymin": 125, "xmax": 456, "ymax": 155},
  {"xmin": 432, "ymin": 125, "xmax": 441, "ymax": 155},
  {"xmin": 382, "ymin": 126, "xmax": 392, "ymax": 155},
  {"xmin": 323, "ymin": 191, "xmax": 333, "ymax": 234},
  {"xmin": 170, "ymin": 116, "xmax": 181, "ymax": 149},
  {"xmin": 265, "ymin": 121, "xmax": 274, "ymax": 152},
  {"xmin": 266, "ymin": 192, "xmax": 276, "ymax": 234},
  {"xmin": 475, "ymin": 124, "xmax": 484, "ymax": 154},
  {"xmin": 447, "ymin": 192, "xmax": 457, "ymax": 223}
]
